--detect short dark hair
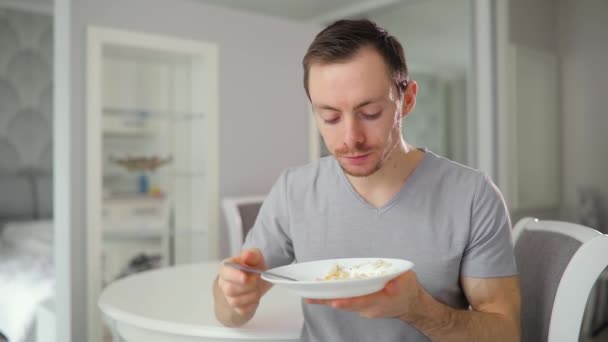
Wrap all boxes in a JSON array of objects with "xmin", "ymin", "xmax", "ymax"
[{"xmin": 302, "ymin": 19, "xmax": 409, "ymax": 98}]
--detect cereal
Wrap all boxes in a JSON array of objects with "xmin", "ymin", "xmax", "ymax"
[{"xmin": 320, "ymin": 259, "xmax": 394, "ymax": 281}]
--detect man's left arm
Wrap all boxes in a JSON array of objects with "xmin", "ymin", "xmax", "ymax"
[
  {"xmin": 407, "ymin": 275, "xmax": 521, "ymax": 342},
  {"xmin": 307, "ymin": 272, "xmax": 521, "ymax": 342}
]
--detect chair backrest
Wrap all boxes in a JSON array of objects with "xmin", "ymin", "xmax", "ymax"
[
  {"xmin": 513, "ymin": 217, "xmax": 608, "ymax": 342},
  {"xmin": 221, "ymin": 196, "xmax": 265, "ymax": 256}
]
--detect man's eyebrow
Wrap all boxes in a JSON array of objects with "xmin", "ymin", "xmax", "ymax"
[{"xmin": 314, "ymin": 98, "xmax": 383, "ymax": 112}]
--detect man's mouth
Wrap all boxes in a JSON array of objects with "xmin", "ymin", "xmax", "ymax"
[{"xmin": 343, "ymin": 153, "xmax": 371, "ymax": 165}]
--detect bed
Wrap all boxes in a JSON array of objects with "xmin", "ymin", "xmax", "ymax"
[{"xmin": 0, "ymin": 174, "xmax": 54, "ymax": 342}]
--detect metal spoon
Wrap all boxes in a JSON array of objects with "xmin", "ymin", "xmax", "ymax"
[{"xmin": 223, "ymin": 262, "xmax": 298, "ymax": 281}]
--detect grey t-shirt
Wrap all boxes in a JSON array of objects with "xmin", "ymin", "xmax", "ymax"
[{"xmin": 243, "ymin": 150, "xmax": 517, "ymax": 342}]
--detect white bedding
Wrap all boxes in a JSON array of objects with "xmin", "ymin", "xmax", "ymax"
[
  {"xmin": 0, "ymin": 220, "xmax": 54, "ymax": 342},
  {"xmin": 1, "ymin": 221, "xmax": 53, "ymax": 256}
]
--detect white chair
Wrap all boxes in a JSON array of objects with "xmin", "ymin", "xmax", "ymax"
[
  {"xmin": 221, "ymin": 196, "xmax": 265, "ymax": 256},
  {"xmin": 513, "ymin": 217, "xmax": 608, "ymax": 342}
]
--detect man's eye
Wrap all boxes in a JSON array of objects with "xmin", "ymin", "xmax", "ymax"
[
  {"xmin": 324, "ymin": 117, "xmax": 340, "ymax": 124},
  {"xmin": 362, "ymin": 112, "xmax": 381, "ymax": 120}
]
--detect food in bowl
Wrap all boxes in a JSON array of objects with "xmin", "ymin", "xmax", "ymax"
[{"xmin": 320, "ymin": 259, "xmax": 395, "ymax": 281}]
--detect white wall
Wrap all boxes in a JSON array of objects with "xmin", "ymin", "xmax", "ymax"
[
  {"xmin": 56, "ymin": 0, "xmax": 318, "ymax": 340},
  {"xmin": 557, "ymin": 0, "xmax": 608, "ymax": 225},
  {"xmin": 507, "ymin": 0, "xmax": 608, "ymax": 227},
  {"xmin": 368, "ymin": 0, "xmax": 471, "ymax": 73},
  {"xmin": 509, "ymin": 0, "xmax": 557, "ymax": 52},
  {"xmin": 504, "ymin": 0, "xmax": 562, "ymax": 223}
]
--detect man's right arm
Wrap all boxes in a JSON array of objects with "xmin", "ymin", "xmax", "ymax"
[
  {"xmin": 215, "ymin": 170, "xmax": 293, "ymax": 326},
  {"xmin": 213, "ymin": 248, "xmax": 273, "ymax": 327},
  {"xmin": 213, "ymin": 276, "xmax": 255, "ymax": 327}
]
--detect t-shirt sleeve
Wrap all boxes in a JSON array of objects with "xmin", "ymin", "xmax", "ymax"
[
  {"xmin": 242, "ymin": 170, "xmax": 294, "ymax": 269},
  {"xmin": 461, "ymin": 174, "xmax": 517, "ymax": 278}
]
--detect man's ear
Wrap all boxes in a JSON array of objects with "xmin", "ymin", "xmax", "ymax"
[{"xmin": 401, "ymin": 80, "xmax": 418, "ymax": 119}]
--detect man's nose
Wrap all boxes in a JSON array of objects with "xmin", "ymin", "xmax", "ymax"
[{"xmin": 344, "ymin": 117, "xmax": 365, "ymax": 149}]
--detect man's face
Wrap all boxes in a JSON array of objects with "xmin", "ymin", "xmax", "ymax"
[{"xmin": 309, "ymin": 47, "xmax": 406, "ymax": 177}]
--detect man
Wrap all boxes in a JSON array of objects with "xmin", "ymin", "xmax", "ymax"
[{"xmin": 214, "ymin": 19, "xmax": 521, "ymax": 341}]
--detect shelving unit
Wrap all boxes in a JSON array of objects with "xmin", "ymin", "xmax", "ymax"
[
  {"xmin": 87, "ymin": 27, "xmax": 219, "ymax": 342},
  {"xmin": 100, "ymin": 104, "xmax": 207, "ymax": 277}
]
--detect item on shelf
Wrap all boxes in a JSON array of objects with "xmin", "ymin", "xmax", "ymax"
[
  {"xmin": 138, "ymin": 172, "xmax": 150, "ymax": 194},
  {"xmin": 110, "ymin": 155, "xmax": 172, "ymax": 195},
  {"xmin": 110, "ymin": 155, "xmax": 172, "ymax": 172},
  {"xmin": 149, "ymin": 184, "xmax": 163, "ymax": 197},
  {"xmin": 115, "ymin": 253, "xmax": 162, "ymax": 280}
]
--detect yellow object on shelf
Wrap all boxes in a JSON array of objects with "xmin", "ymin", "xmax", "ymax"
[{"xmin": 149, "ymin": 184, "xmax": 163, "ymax": 197}]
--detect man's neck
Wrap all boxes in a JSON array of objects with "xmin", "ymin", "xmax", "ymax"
[{"xmin": 345, "ymin": 143, "xmax": 424, "ymax": 208}]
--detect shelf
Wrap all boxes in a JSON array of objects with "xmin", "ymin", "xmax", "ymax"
[
  {"xmin": 103, "ymin": 193, "xmax": 166, "ymax": 201},
  {"xmin": 172, "ymin": 171, "xmax": 206, "ymax": 178},
  {"xmin": 103, "ymin": 171, "xmax": 205, "ymax": 180},
  {"xmin": 103, "ymin": 227, "xmax": 207, "ymax": 240},
  {"xmin": 102, "ymin": 116, "xmax": 158, "ymax": 136},
  {"xmin": 102, "ymin": 107, "xmax": 204, "ymax": 136},
  {"xmin": 103, "ymin": 107, "xmax": 204, "ymax": 120},
  {"xmin": 171, "ymin": 230, "xmax": 208, "ymax": 238},
  {"xmin": 104, "ymin": 227, "xmax": 166, "ymax": 239}
]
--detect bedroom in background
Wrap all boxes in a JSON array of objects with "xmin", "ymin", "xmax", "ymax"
[
  {"xmin": 1, "ymin": 5, "xmax": 220, "ymax": 340},
  {"xmin": 0, "ymin": 2, "xmax": 55, "ymax": 342}
]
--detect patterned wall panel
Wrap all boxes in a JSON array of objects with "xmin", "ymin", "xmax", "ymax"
[{"xmin": 0, "ymin": 8, "xmax": 52, "ymax": 174}]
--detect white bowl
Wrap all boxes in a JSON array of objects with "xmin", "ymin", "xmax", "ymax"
[{"xmin": 262, "ymin": 258, "xmax": 414, "ymax": 299}]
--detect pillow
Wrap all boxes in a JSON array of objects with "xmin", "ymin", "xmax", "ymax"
[
  {"xmin": 0, "ymin": 176, "xmax": 33, "ymax": 220},
  {"xmin": 34, "ymin": 175, "xmax": 53, "ymax": 219}
]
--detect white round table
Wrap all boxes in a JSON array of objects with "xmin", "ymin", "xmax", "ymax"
[{"xmin": 98, "ymin": 262, "xmax": 303, "ymax": 342}]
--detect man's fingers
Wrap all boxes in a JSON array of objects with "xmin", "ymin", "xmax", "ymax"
[
  {"xmin": 220, "ymin": 279, "xmax": 259, "ymax": 297},
  {"xmin": 219, "ymin": 265, "xmax": 249, "ymax": 284},
  {"xmin": 384, "ymin": 271, "xmax": 411, "ymax": 296},
  {"xmin": 306, "ymin": 291, "xmax": 385, "ymax": 312},
  {"xmin": 226, "ymin": 291, "xmax": 261, "ymax": 310},
  {"xmin": 234, "ymin": 302, "xmax": 259, "ymax": 316},
  {"xmin": 384, "ymin": 278, "xmax": 399, "ymax": 296},
  {"xmin": 241, "ymin": 248, "xmax": 264, "ymax": 267}
]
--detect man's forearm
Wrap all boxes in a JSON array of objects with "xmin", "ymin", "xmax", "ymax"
[
  {"xmin": 213, "ymin": 277, "xmax": 255, "ymax": 327},
  {"xmin": 402, "ymin": 289, "xmax": 520, "ymax": 341}
]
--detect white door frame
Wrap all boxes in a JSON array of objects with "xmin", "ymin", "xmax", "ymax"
[
  {"xmin": 470, "ymin": 0, "xmax": 497, "ymax": 180},
  {"xmin": 495, "ymin": 0, "xmax": 511, "ymax": 203},
  {"xmin": 54, "ymin": 0, "xmax": 77, "ymax": 341}
]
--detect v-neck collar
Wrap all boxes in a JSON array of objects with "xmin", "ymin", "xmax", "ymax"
[{"xmin": 335, "ymin": 149, "xmax": 431, "ymax": 215}]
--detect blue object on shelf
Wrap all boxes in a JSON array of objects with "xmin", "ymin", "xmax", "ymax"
[
  {"xmin": 137, "ymin": 110, "xmax": 149, "ymax": 120},
  {"xmin": 138, "ymin": 173, "xmax": 149, "ymax": 194}
]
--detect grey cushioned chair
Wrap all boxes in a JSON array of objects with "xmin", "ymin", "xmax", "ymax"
[
  {"xmin": 221, "ymin": 196, "xmax": 265, "ymax": 256},
  {"xmin": 513, "ymin": 217, "xmax": 608, "ymax": 342}
]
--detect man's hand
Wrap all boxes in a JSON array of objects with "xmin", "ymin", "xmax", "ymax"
[
  {"xmin": 214, "ymin": 248, "xmax": 272, "ymax": 326},
  {"xmin": 305, "ymin": 270, "xmax": 423, "ymax": 320}
]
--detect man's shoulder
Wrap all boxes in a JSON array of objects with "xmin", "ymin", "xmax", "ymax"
[
  {"xmin": 427, "ymin": 152, "xmax": 487, "ymax": 182},
  {"xmin": 424, "ymin": 151, "xmax": 490, "ymax": 192},
  {"xmin": 273, "ymin": 157, "xmax": 338, "ymax": 199}
]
